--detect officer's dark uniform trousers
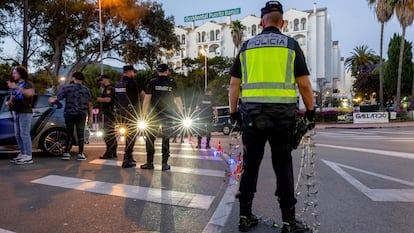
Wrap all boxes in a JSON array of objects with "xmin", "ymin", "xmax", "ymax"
[
  {"xmin": 145, "ymin": 119, "xmax": 173, "ymax": 164},
  {"xmin": 239, "ymin": 103, "xmax": 297, "ymax": 218},
  {"xmin": 102, "ymin": 111, "xmax": 117, "ymax": 157}
]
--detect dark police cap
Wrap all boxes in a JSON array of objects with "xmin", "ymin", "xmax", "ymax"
[
  {"xmin": 123, "ymin": 65, "xmax": 136, "ymax": 72},
  {"xmin": 97, "ymin": 74, "xmax": 110, "ymax": 82},
  {"xmin": 261, "ymin": 1, "xmax": 284, "ymax": 17},
  {"xmin": 72, "ymin": 71, "xmax": 85, "ymax": 80},
  {"xmin": 156, "ymin": 63, "xmax": 169, "ymax": 72}
]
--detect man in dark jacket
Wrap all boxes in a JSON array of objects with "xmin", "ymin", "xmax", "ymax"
[
  {"xmin": 115, "ymin": 65, "xmax": 145, "ymax": 168},
  {"xmin": 141, "ymin": 63, "xmax": 183, "ymax": 171}
]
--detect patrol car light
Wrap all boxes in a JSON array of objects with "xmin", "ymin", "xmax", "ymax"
[{"xmin": 137, "ymin": 120, "xmax": 148, "ymax": 130}]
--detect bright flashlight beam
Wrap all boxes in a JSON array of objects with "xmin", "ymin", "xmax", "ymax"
[
  {"xmin": 137, "ymin": 120, "xmax": 148, "ymax": 130},
  {"xmin": 119, "ymin": 127, "xmax": 127, "ymax": 135},
  {"xmin": 182, "ymin": 118, "xmax": 193, "ymax": 128}
]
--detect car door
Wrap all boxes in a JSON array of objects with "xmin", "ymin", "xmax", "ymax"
[{"xmin": 0, "ymin": 93, "xmax": 17, "ymax": 145}]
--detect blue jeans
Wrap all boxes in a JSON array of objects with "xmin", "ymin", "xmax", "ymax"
[{"xmin": 13, "ymin": 113, "xmax": 33, "ymax": 156}]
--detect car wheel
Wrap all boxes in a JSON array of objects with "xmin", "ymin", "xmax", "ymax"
[
  {"xmin": 222, "ymin": 125, "xmax": 231, "ymax": 135},
  {"xmin": 39, "ymin": 128, "xmax": 68, "ymax": 156}
]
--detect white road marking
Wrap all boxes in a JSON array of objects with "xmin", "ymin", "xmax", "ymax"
[
  {"xmin": 0, "ymin": 228, "xmax": 15, "ymax": 233},
  {"xmin": 202, "ymin": 152, "xmax": 238, "ymax": 233},
  {"xmin": 89, "ymin": 159, "xmax": 226, "ymax": 177},
  {"xmin": 322, "ymin": 160, "xmax": 414, "ymax": 202},
  {"xmin": 31, "ymin": 175, "xmax": 215, "ymax": 209},
  {"xmin": 317, "ymin": 143, "xmax": 414, "ymax": 160}
]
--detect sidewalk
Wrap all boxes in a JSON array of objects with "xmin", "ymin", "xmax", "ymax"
[{"xmin": 316, "ymin": 120, "xmax": 414, "ymax": 129}]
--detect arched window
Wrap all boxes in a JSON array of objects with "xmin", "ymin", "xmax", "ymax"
[
  {"xmin": 210, "ymin": 30, "xmax": 215, "ymax": 41},
  {"xmin": 181, "ymin": 35, "xmax": 185, "ymax": 44},
  {"xmin": 294, "ymin": 35, "xmax": 306, "ymax": 47},
  {"xmin": 294, "ymin": 19, "xmax": 299, "ymax": 31},
  {"xmin": 252, "ymin": 25, "xmax": 257, "ymax": 36},
  {"xmin": 215, "ymin": 29, "xmax": 220, "ymax": 40},
  {"xmin": 301, "ymin": 18, "xmax": 306, "ymax": 30},
  {"xmin": 197, "ymin": 32, "xmax": 201, "ymax": 43},
  {"xmin": 202, "ymin": 31, "xmax": 206, "ymax": 42}
]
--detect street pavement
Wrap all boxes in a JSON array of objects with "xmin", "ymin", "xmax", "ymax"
[{"xmin": 2, "ymin": 121, "xmax": 414, "ymax": 233}]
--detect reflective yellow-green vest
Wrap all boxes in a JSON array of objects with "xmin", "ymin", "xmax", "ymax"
[{"xmin": 240, "ymin": 32, "xmax": 297, "ymax": 104}]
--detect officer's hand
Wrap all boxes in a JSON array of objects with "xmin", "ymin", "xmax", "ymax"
[
  {"xmin": 230, "ymin": 112, "xmax": 242, "ymax": 127},
  {"xmin": 305, "ymin": 109, "xmax": 316, "ymax": 130}
]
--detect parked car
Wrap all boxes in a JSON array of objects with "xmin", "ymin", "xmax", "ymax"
[
  {"xmin": 212, "ymin": 105, "xmax": 240, "ymax": 135},
  {"xmin": 0, "ymin": 91, "xmax": 68, "ymax": 156}
]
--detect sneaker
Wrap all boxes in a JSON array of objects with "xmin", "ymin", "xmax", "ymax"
[
  {"xmin": 61, "ymin": 152, "xmax": 71, "ymax": 160},
  {"xmin": 15, "ymin": 155, "xmax": 33, "ymax": 165},
  {"xmin": 9, "ymin": 153, "xmax": 25, "ymax": 163},
  {"xmin": 77, "ymin": 154, "xmax": 87, "ymax": 161},
  {"xmin": 140, "ymin": 163, "xmax": 154, "ymax": 170},
  {"xmin": 161, "ymin": 163, "xmax": 170, "ymax": 171},
  {"xmin": 239, "ymin": 215, "xmax": 259, "ymax": 232},
  {"xmin": 281, "ymin": 220, "xmax": 309, "ymax": 233},
  {"xmin": 122, "ymin": 161, "xmax": 136, "ymax": 168}
]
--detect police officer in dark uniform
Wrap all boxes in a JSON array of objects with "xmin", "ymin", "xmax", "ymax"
[
  {"xmin": 141, "ymin": 63, "xmax": 184, "ymax": 171},
  {"xmin": 115, "ymin": 65, "xmax": 145, "ymax": 168},
  {"xmin": 97, "ymin": 74, "xmax": 117, "ymax": 159},
  {"xmin": 195, "ymin": 88, "xmax": 214, "ymax": 149},
  {"xmin": 229, "ymin": 1, "xmax": 315, "ymax": 232}
]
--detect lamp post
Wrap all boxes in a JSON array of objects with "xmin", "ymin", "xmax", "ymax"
[
  {"xmin": 98, "ymin": 0, "xmax": 104, "ymax": 75},
  {"xmin": 200, "ymin": 48, "xmax": 207, "ymax": 90}
]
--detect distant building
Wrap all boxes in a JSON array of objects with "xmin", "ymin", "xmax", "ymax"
[{"xmin": 164, "ymin": 4, "xmax": 346, "ymax": 107}]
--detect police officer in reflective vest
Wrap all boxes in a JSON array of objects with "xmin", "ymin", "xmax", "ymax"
[
  {"xmin": 115, "ymin": 65, "xmax": 145, "ymax": 168},
  {"xmin": 97, "ymin": 74, "xmax": 117, "ymax": 159},
  {"xmin": 141, "ymin": 63, "xmax": 184, "ymax": 171},
  {"xmin": 228, "ymin": 1, "xmax": 315, "ymax": 232}
]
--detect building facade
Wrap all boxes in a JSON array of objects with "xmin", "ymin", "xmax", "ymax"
[{"xmin": 166, "ymin": 4, "xmax": 347, "ymax": 107}]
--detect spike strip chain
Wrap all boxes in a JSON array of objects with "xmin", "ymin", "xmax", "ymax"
[
  {"xmin": 227, "ymin": 128, "xmax": 243, "ymax": 180},
  {"xmin": 295, "ymin": 130, "xmax": 320, "ymax": 232}
]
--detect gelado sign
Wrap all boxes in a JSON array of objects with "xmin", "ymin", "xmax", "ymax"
[{"xmin": 353, "ymin": 112, "xmax": 389, "ymax": 123}]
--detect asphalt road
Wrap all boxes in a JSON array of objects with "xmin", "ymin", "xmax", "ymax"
[{"xmin": 1, "ymin": 128, "xmax": 414, "ymax": 233}]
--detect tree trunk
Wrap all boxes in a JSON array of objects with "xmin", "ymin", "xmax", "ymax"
[
  {"xmin": 395, "ymin": 26, "xmax": 406, "ymax": 112},
  {"xmin": 22, "ymin": 0, "xmax": 28, "ymax": 68}
]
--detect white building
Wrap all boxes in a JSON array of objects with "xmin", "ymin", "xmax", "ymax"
[{"xmin": 166, "ymin": 4, "xmax": 346, "ymax": 105}]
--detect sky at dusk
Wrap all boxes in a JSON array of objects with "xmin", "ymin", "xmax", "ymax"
[{"xmin": 158, "ymin": 0, "xmax": 414, "ymax": 59}]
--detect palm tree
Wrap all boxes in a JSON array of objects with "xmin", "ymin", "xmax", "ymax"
[
  {"xmin": 394, "ymin": 0, "xmax": 414, "ymax": 111},
  {"xmin": 344, "ymin": 45, "xmax": 377, "ymax": 76},
  {"xmin": 230, "ymin": 20, "xmax": 245, "ymax": 58},
  {"xmin": 367, "ymin": 0, "xmax": 395, "ymax": 110}
]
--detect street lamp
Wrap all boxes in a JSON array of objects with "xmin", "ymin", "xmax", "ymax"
[
  {"xmin": 98, "ymin": 0, "xmax": 104, "ymax": 75},
  {"xmin": 200, "ymin": 48, "xmax": 207, "ymax": 90}
]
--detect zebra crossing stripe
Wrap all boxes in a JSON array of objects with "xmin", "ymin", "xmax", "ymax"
[
  {"xmin": 31, "ymin": 175, "xmax": 215, "ymax": 209},
  {"xmin": 89, "ymin": 159, "xmax": 226, "ymax": 177},
  {"xmin": 0, "ymin": 228, "xmax": 15, "ymax": 233},
  {"xmin": 130, "ymin": 152, "xmax": 222, "ymax": 161}
]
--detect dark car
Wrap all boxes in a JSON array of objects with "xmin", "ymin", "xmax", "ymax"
[
  {"xmin": 0, "ymin": 91, "xmax": 69, "ymax": 156},
  {"xmin": 212, "ymin": 106, "xmax": 240, "ymax": 135}
]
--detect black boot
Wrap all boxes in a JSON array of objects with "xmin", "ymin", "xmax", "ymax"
[
  {"xmin": 281, "ymin": 220, "xmax": 309, "ymax": 233},
  {"xmin": 281, "ymin": 207, "xmax": 310, "ymax": 233},
  {"xmin": 239, "ymin": 214, "xmax": 259, "ymax": 232},
  {"xmin": 121, "ymin": 153, "xmax": 136, "ymax": 168},
  {"xmin": 238, "ymin": 194, "xmax": 258, "ymax": 232}
]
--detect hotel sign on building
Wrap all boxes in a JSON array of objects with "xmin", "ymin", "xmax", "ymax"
[{"xmin": 184, "ymin": 8, "xmax": 241, "ymax": 22}]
